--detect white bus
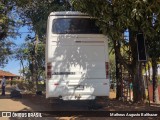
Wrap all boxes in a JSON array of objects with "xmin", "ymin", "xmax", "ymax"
[{"xmin": 45, "ymin": 11, "xmax": 109, "ymax": 100}]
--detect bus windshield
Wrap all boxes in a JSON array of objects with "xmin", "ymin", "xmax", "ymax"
[{"xmin": 52, "ymin": 18, "xmax": 101, "ymax": 34}]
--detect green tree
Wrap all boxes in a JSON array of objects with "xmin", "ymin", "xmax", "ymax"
[
  {"xmin": 146, "ymin": 34, "xmax": 160, "ymax": 103},
  {"xmin": 15, "ymin": 0, "xmax": 71, "ymax": 39},
  {"xmin": 0, "ymin": 0, "xmax": 18, "ymax": 67},
  {"xmin": 72, "ymin": 0, "xmax": 160, "ymax": 103},
  {"xmin": 14, "ymin": 0, "xmax": 71, "ymax": 92},
  {"xmin": 142, "ymin": 3, "xmax": 160, "ymax": 103}
]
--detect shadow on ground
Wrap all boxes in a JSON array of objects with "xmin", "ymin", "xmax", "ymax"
[{"xmin": 0, "ymin": 86, "xmax": 160, "ymax": 120}]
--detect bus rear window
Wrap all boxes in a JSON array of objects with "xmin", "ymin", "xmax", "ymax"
[{"xmin": 52, "ymin": 18, "xmax": 101, "ymax": 34}]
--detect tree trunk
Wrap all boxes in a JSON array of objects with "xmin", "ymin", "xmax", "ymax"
[
  {"xmin": 152, "ymin": 59, "xmax": 159, "ymax": 103},
  {"xmin": 131, "ymin": 62, "xmax": 146, "ymax": 102},
  {"xmin": 129, "ymin": 30, "xmax": 146, "ymax": 103},
  {"xmin": 35, "ymin": 33, "xmax": 39, "ymax": 92},
  {"xmin": 115, "ymin": 41, "xmax": 123, "ymax": 99},
  {"xmin": 112, "ymin": 29, "xmax": 146, "ymax": 103},
  {"xmin": 132, "ymin": 62, "xmax": 140, "ymax": 102},
  {"xmin": 148, "ymin": 62, "xmax": 151, "ymax": 81},
  {"xmin": 20, "ymin": 59, "xmax": 25, "ymax": 79},
  {"xmin": 115, "ymin": 57, "xmax": 123, "ymax": 99},
  {"xmin": 138, "ymin": 62, "xmax": 146, "ymax": 101},
  {"xmin": 140, "ymin": 62, "xmax": 146, "ymax": 100}
]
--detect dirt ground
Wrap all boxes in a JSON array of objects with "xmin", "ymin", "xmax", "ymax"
[{"xmin": 0, "ymin": 85, "xmax": 160, "ymax": 120}]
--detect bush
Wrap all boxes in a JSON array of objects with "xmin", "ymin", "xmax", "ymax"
[
  {"xmin": 0, "ymin": 79, "xmax": 45, "ymax": 93},
  {"xmin": 0, "ymin": 79, "xmax": 21, "ymax": 85},
  {"xmin": 8, "ymin": 80, "xmax": 22, "ymax": 85},
  {"xmin": 18, "ymin": 80, "xmax": 36, "ymax": 93}
]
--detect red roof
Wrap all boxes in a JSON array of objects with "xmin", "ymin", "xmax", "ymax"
[{"xmin": 0, "ymin": 70, "xmax": 19, "ymax": 77}]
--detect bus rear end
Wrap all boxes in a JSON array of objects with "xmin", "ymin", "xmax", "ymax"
[{"xmin": 45, "ymin": 11, "xmax": 109, "ymax": 100}]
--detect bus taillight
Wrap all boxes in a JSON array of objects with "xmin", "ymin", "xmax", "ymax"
[
  {"xmin": 47, "ymin": 62, "xmax": 52, "ymax": 79},
  {"xmin": 105, "ymin": 62, "xmax": 109, "ymax": 79}
]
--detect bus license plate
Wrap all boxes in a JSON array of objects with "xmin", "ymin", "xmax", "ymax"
[{"xmin": 76, "ymin": 85, "xmax": 84, "ymax": 90}]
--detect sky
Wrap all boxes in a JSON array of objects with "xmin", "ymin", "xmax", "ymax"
[{"xmin": 0, "ymin": 26, "xmax": 32, "ymax": 75}]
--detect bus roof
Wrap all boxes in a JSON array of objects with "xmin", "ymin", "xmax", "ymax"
[{"xmin": 49, "ymin": 11, "xmax": 88, "ymax": 16}]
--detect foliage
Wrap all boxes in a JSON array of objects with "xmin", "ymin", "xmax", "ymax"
[
  {"xmin": 72, "ymin": 0, "xmax": 160, "ymax": 102},
  {"xmin": 15, "ymin": 0, "xmax": 71, "ymax": 38},
  {"xmin": 0, "ymin": 0, "xmax": 19, "ymax": 67},
  {"xmin": 9, "ymin": 0, "xmax": 160, "ymax": 101},
  {"xmin": 14, "ymin": 34, "xmax": 45, "ymax": 79},
  {"xmin": 72, "ymin": 0, "xmax": 160, "ymax": 59},
  {"xmin": 13, "ymin": 0, "xmax": 71, "ymax": 89}
]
